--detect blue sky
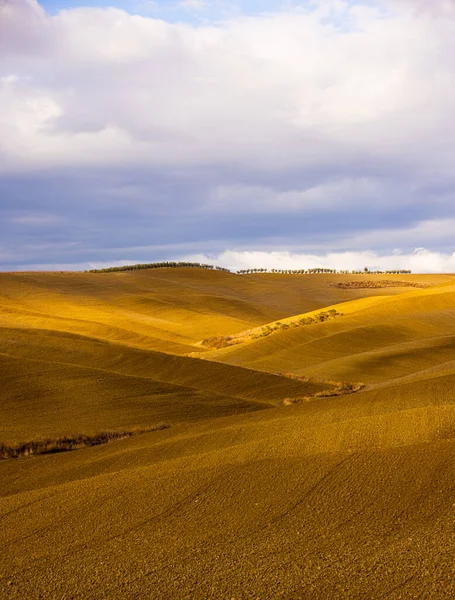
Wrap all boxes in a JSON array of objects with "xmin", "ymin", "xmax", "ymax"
[
  {"xmin": 1, "ymin": 0, "xmax": 455, "ymax": 272},
  {"xmin": 39, "ymin": 0, "xmax": 296, "ymax": 23}
]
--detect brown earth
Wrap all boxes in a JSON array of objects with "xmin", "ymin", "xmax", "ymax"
[{"xmin": 1, "ymin": 269, "xmax": 455, "ymax": 599}]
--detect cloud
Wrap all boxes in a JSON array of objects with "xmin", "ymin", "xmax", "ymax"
[
  {"xmin": 182, "ymin": 248, "xmax": 455, "ymax": 274},
  {"xmin": 381, "ymin": 0, "xmax": 455, "ymax": 18},
  {"xmin": 345, "ymin": 218, "xmax": 455, "ymax": 251},
  {"xmin": 3, "ymin": 0, "xmax": 455, "ymax": 174},
  {"xmin": 1, "ymin": 0, "xmax": 455, "ymax": 268},
  {"xmin": 205, "ymin": 178, "xmax": 407, "ymax": 214},
  {"xmin": 10, "ymin": 247, "xmax": 455, "ymax": 274},
  {"xmin": 179, "ymin": 0, "xmax": 206, "ymax": 11}
]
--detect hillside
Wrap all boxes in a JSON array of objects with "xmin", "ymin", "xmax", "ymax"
[
  {"xmin": 0, "ymin": 270, "xmax": 449, "ymax": 355},
  {"xmin": 205, "ymin": 279, "xmax": 455, "ymax": 384},
  {"xmin": 0, "ymin": 328, "xmax": 329, "ymax": 444},
  {"xmin": 1, "ymin": 268, "xmax": 455, "ymax": 599}
]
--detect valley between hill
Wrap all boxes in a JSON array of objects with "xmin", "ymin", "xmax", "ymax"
[{"xmin": 1, "ymin": 268, "xmax": 455, "ymax": 599}]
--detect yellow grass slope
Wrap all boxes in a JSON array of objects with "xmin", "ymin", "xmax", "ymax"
[
  {"xmin": 2, "ymin": 269, "xmax": 455, "ymax": 599},
  {"xmin": 2, "ymin": 268, "xmax": 435, "ymax": 443},
  {"xmin": 0, "ymin": 270, "xmax": 448, "ymax": 354},
  {"xmin": 207, "ymin": 279, "xmax": 455, "ymax": 386},
  {"xmin": 0, "ymin": 326, "xmax": 330, "ymax": 444},
  {"xmin": 2, "ymin": 372, "xmax": 455, "ymax": 599}
]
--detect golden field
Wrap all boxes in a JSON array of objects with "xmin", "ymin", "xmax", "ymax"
[{"xmin": 1, "ymin": 268, "xmax": 455, "ymax": 599}]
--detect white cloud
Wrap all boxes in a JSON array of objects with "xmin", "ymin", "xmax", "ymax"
[
  {"xmin": 182, "ymin": 248, "xmax": 455, "ymax": 273},
  {"xmin": 381, "ymin": 0, "xmax": 455, "ymax": 18},
  {"xmin": 2, "ymin": 0, "xmax": 455, "ymax": 178},
  {"xmin": 179, "ymin": 0, "xmax": 206, "ymax": 11},
  {"xmin": 11, "ymin": 247, "xmax": 455, "ymax": 274},
  {"xmin": 2, "ymin": 0, "xmax": 455, "ymax": 268},
  {"xmin": 344, "ymin": 218, "xmax": 455, "ymax": 250}
]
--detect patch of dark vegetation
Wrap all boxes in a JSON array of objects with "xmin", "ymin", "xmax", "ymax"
[
  {"xmin": 251, "ymin": 309, "xmax": 343, "ymax": 340},
  {"xmin": 200, "ymin": 335, "xmax": 244, "ymax": 350},
  {"xmin": 86, "ymin": 262, "xmax": 230, "ymax": 274},
  {"xmin": 281, "ymin": 375, "xmax": 365, "ymax": 405},
  {"xmin": 201, "ymin": 310, "xmax": 344, "ymax": 349},
  {"xmin": 0, "ymin": 424, "xmax": 170, "ymax": 460},
  {"xmin": 329, "ymin": 280, "xmax": 429, "ymax": 289}
]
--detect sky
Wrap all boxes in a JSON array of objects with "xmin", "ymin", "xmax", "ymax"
[{"xmin": 1, "ymin": 0, "xmax": 455, "ymax": 272}]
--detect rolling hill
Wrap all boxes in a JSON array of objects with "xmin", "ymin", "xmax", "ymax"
[{"xmin": 1, "ymin": 268, "xmax": 455, "ymax": 599}]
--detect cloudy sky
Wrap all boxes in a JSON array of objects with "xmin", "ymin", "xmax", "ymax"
[{"xmin": 2, "ymin": 0, "xmax": 455, "ymax": 272}]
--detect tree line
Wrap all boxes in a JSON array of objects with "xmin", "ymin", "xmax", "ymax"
[
  {"xmin": 86, "ymin": 262, "xmax": 412, "ymax": 275},
  {"xmin": 237, "ymin": 268, "xmax": 337, "ymax": 274},
  {"xmin": 237, "ymin": 268, "xmax": 412, "ymax": 275},
  {"xmin": 86, "ymin": 262, "xmax": 231, "ymax": 274}
]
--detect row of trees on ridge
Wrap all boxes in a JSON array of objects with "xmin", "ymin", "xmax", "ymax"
[
  {"xmin": 86, "ymin": 262, "xmax": 412, "ymax": 275},
  {"xmin": 87, "ymin": 262, "xmax": 231, "ymax": 274},
  {"xmin": 237, "ymin": 268, "xmax": 412, "ymax": 275}
]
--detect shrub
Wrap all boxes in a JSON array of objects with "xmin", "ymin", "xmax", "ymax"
[{"xmin": 0, "ymin": 424, "xmax": 169, "ymax": 460}]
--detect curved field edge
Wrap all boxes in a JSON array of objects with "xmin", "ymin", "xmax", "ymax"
[
  {"xmin": 199, "ymin": 282, "xmax": 455, "ymax": 384},
  {"xmin": 0, "ymin": 327, "xmax": 344, "ymax": 444}
]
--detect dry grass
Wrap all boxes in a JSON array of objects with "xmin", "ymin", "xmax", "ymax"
[
  {"xmin": 201, "ymin": 309, "xmax": 344, "ymax": 348},
  {"xmin": 279, "ymin": 373, "xmax": 365, "ymax": 404},
  {"xmin": 204, "ymin": 281, "xmax": 455, "ymax": 380},
  {"xmin": 0, "ymin": 271, "xmax": 445, "ymax": 357},
  {"xmin": 0, "ymin": 424, "xmax": 169, "ymax": 460},
  {"xmin": 199, "ymin": 334, "xmax": 243, "ymax": 349},
  {"xmin": 0, "ymin": 337, "xmax": 327, "ymax": 444},
  {"xmin": 2, "ymin": 270, "xmax": 455, "ymax": 599},
  {"xmin": 330, "ymin": 279, "xmax": 430, "ymax": 289},
  {"xmin": 282, "ymin": 381, "xmax": 365, "ymax": 405}
]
